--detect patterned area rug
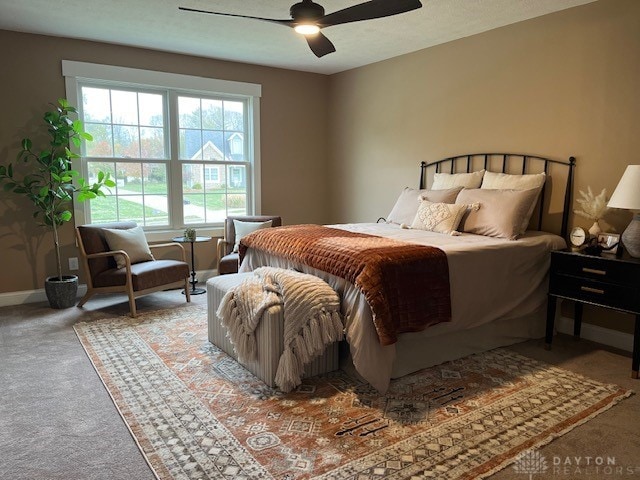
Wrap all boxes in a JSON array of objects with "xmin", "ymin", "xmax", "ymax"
[{"xmin": 74, "ymin": 305, "xmax": 631, "ymax": 480}]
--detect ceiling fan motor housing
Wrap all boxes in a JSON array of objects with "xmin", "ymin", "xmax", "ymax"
[{"xmin": 290, "ymin": 0, "xmax": 325, "ymax": 22}]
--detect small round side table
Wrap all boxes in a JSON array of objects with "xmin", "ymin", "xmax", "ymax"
[{"xmin": 171, "ymin": 236, "xmax": 212, "ymax": 295}]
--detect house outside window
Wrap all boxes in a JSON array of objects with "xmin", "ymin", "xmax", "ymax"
[
  {"xmin": 204, "ymin": 166, "xmax": 220, "ymax": 183},
  {"xmin": 63, "ymin": 61, "xmax": 261, "ymax": 235},
  {"xmin": 229, "ymin": 166, "xmax": 245, "ymax": 189}
]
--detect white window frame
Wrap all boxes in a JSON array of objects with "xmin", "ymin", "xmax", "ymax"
[{"xmin": 63, "ymin": 60, "xmax": 262, "ymax": 240}]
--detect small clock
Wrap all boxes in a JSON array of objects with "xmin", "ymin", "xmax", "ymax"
[{"xmin": 569, "ymin": 227, "xmax": 587, "ymax": 248}]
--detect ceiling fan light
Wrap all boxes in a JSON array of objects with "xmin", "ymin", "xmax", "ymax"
[{"xmin": 294, "ymin": 24, "xmax": 320, "ymax": 35}]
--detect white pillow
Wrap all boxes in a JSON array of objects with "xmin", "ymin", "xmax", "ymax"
[
  {"xmin": 103, "ymin": 226, "xmax": 154, "ymax": 269},
  {"xmin": 386, "ymin": 187, "xmax": 462, "ymax": 225},
  {"xmin": 481, "ymin": 171, "xmax": 546, "ymax": 232},
  {"xmin": 411, "ymin": 200, "xmax": 469, "ymax": 236},
  {"xmin": 481, "ymin": 171, "xmax": 546, "ymax": 190},
  {"xmin": 233, "ymin": 219, "xmax": 272, "ymax": 252},
  {"xmin": 431, "ymin": 169, "xmax": 485, "ymax": 189}
]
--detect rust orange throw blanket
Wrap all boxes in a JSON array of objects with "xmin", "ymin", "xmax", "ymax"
[{"xmin": 239, "ymin": 224, "xmax": 451, "ymax": 346}]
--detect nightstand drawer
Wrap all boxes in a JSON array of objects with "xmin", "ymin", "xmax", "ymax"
[
  {"xmin": 550, "ymin": 274, "xmax": 640, "ymax": 314},
  {"xmin": 551, "ymin": 252, "xmax": 640, "ymax": 287}
]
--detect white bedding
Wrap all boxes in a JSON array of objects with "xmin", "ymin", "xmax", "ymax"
[{"xmin": 239, "ymin": 223, "xmax": 566, "ymax": 392}]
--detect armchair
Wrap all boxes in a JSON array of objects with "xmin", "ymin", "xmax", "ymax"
[
  {"xmin": 217, "ymin": 215, "xmax": 282, "ymax": 275},
  {"xmin": 76, "ymin": 222, "xmax": 191, "ymax": 317}
]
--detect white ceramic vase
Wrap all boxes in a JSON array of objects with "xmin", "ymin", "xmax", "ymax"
[{"xmin": 588, "ymin": 220, "xmax": 602, "ymax": 237}]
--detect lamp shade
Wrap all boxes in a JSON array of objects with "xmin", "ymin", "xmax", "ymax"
[{"xmin": 607, "ymin": 165, "xmax": 640, "ymax": 210}]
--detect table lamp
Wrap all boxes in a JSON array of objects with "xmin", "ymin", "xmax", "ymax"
[{"xmin": 607, "ymin": 165, "xmax": 640, "ymax": 257}]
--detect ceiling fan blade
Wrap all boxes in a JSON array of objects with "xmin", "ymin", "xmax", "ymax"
[
  {"xmin": 319, "ymin": 0, "xmax": 422, "ymax": 28},
  {"xmin": 305, "ymin": 32, "xmax": 336, "ymax": 58},
  {"xmin": 179, "ymin": 7, "xmax": 293, "ymax": 27}
]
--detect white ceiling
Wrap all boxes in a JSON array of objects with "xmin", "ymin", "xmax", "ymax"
[{"xmin": 0, "ymin": 0, "xmax": 596, "ymax": 75}]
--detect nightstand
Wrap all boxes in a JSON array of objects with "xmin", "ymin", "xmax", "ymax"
[{"xmin": 546, "ymin": 249, "xmax": 640, "ymax": 379}]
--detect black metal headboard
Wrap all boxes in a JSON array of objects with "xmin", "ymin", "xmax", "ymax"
[{"xmin": 419, "ymin": 153, "xmax": 576, "ymax": 238}]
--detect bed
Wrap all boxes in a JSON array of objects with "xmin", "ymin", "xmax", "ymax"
[{"xmin": 239, "ymin": 153, "xmax": 576, "ymax": 392}]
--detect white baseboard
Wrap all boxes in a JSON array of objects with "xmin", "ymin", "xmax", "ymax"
[
  {"xmin": 0, "ymin": 284, "xmax": 88, "ymax": 307},
  {"xmin": 556, "ymin": 315, "xmax": 634, "ymax": 352},
  {"xmin": 0, "ymin": 269, "xmax": 218, "ymax": 308}
]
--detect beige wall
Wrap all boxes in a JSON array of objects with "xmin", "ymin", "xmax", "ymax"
[
  {"xmin": 0, "ymin": 30, "xmax": 330, "ymax": 293},
  {"xmin": 327, "ymin": 0, "xmax": 640, "ymax": 333},
  {"xmin": 2, "ymin": 0, "xmax": 639, "ymax": 335}
]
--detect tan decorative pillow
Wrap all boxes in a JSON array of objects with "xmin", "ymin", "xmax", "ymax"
[
  {"xmin": 420, "ymin": 186, "xmax": 464, "ymax": 204},
  {"xmin": 386, "ymin": 187, "xmax": 428, "ymax": 225},
  {"xmin": 411, "ymin": 200, "xmax": 469, "ymax": 235},
  {"xmin": 481, "ymin": 171, "xmax": 546, "ymax": 231},
  {"xmin": 431, "ymin": 169, "xmax": 485, "ymax": 189},
  {"xmin": 456, "ymin": 188, "xmax": 540, "ymax": 240},
  {"xmin": 103, "ymin": 226, "xmax": 154, "ymax": 269},
  {"xmin": 387, "ymin": 187, "xmax": 463, "ymax": 225}
]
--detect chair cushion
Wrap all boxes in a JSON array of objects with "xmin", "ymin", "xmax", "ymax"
[
  {"xmin": 102, "ymin": 225, "xmax": 154, "ymax": 269},
  {"xmin": 93, "ymin": 259, "xmax": 189, "ymax": 291},
  {"xmin": 218, "ymin": 253, "xmax": 240, "ymax": 275},
  {"xmin": 232, "ymin": 220, "xmax": 272, "ymax": 252}
]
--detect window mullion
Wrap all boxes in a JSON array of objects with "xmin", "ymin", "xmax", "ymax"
[
  {"xmin": 248, "ymin": 97, "xmax": 260, "ymax": 215},
  {"xmin": 168, "ymin": 90, "xmax": 183, "ymax": 228}
]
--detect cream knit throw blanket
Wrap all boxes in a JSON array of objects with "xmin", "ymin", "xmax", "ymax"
[{"xmin": 217, "ymin": 267, "xmax": 344, "ymax": 392}]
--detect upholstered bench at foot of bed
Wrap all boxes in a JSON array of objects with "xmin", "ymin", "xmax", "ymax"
[{"xmin": 206, "ymin": 273, "xmax": 339, "ymax": 388}]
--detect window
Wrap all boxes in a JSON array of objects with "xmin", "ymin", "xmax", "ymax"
[
  {"xmin": 63, "ymin": 61, "xmax": 261, "ymax": 233},
  {"xmin": 204, "ymin": 167, "xmax": 220, "ymax": 183},
  {"xmin": 81, "ymin": 86, "xmax": 170, "ymax": 226},
  {"xmin": 178, "ymin": 95, "xmax": 247, "ymax": 224}
]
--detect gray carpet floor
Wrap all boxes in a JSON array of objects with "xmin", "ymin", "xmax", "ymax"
[{"xmin": 1, "ymin": 290, "xmax": 638, "ymax": 480}]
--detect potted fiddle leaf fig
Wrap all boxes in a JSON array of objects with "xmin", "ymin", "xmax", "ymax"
[{"xmin": 0, "ymin": 98, "xmax": 115, "ymax": 309}]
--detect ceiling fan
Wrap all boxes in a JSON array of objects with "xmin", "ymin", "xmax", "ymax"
[{"xmin": 179, "ymin": 0, "xmax": 423, "ymax": 58}]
